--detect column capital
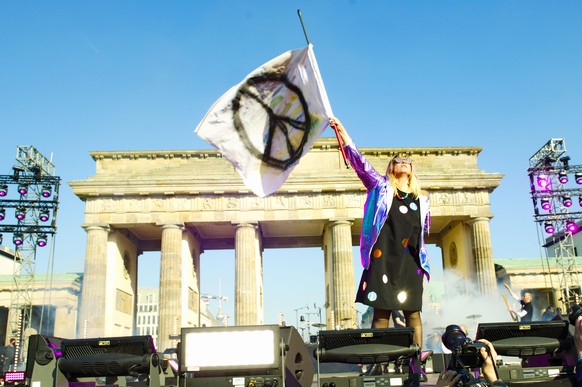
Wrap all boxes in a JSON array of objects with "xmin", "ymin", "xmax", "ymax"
[
  {"xmin": 232, "ymin": 221, "xmax": 259, "ymax": 230},
  {"xmin": 328, "ymin": 218, "xmax": 354, "ymax": 227},
  {"xmin": 81, "ymin": 223, "xmax": 110, "ymax": 232},
  {"xmin": 466, "ymin": 216, "xmax": 491, "ymax": 225},
  {"xmin": 157, "ymin": 222, "xmax": 185, "ymax": 231}
]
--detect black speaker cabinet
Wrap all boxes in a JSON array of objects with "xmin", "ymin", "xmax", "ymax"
[
  {"xmin": 25, "ymin": 334, "xmax": 63, "ymax": 385},
  {"xmin": 317, "ymin": 327, "xmax": 418, "ymax": 364}
]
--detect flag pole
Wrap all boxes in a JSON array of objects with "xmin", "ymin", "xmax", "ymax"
[
  {"xmin": 297, "ymin": 9, "xmax": 311, "ymax": 45},
  {"xmin": 297, "ymin": 9, "xmax": 350, "ymax": 169}
]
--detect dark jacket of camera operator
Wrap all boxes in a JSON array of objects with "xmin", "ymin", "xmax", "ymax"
[{"xmin": 573, "ymin": 312, "xmax": 582, "ymax": 386}]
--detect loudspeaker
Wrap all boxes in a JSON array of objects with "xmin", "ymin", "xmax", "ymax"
[
  {"xmin": 25, "ymin": 334, "xmax": 63, "ymax": 385},
  {"xmin": 317, "ymin": 327, "xmax": 418, "ymax": 364},
  {"xmin": 427, "ymin": 353, "xmax": 451, "ymax": 373},
  {"xmin": 475, "ymin": 321, "xmax": 569, "ymax": 357},
  {"xmin": 280, "ymin": 326, "xmax": 314, "ymax": 387}
]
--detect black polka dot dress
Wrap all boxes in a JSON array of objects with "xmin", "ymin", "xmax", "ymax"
[{"xmin": 355, "ymin": 189, "xmax": 424, "ymax": 312}]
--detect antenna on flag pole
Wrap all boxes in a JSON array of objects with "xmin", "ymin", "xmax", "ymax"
[
  {"xmin": 297, "ymin": 9, "xmax": 311, "ymax": 45},
  {"xmin": 296, "ymin": 9, "xmax": 350, "ymax": 169}
]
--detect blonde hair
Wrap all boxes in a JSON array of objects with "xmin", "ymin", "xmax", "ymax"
[{"xmin": 386, "ymin": 157, "xmax": 423, "ymax": 199}]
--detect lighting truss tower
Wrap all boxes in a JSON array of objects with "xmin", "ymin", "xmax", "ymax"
[
  {"xmin": 528, "ymin": 138, "xmax": 582, "ymax": 309},
  {"xmin": 0, "ymin": 146, "xmax": 60, "ymax": 370}
]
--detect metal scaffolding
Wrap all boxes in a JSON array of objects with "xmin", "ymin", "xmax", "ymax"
[
  {"xmin": 0, "ymin": 146, "xmax": 60, "ymax": 370},
  {"xmin": 528, "ymin": 138, "xmax": 582, "ymax": 310}
]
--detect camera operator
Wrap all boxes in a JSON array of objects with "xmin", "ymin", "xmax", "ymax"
[
  {"xmin": 438, "ymin": 325, "xmax": 506, "ymax": 387},
  {"xmin": 571, "ymin": 307, "xmax": 582, "ymax": 386},
  {"xmin": 436, "ymin": 338, "xmax": 504, "ymax": 386}
]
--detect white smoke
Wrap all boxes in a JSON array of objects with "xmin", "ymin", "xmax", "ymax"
[{"xmin": 422, "ymin": 269, "xmax": 513, "ymax": 349}]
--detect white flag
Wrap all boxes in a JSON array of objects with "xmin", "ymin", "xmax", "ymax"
[{"xmin": 195, "ymin": 44, "xmax": 334, "ymax": 197}]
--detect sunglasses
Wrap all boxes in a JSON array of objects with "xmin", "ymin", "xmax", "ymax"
[{"xmin": 393, "ymin": 157, "xmax": 412, "ymax": 165}]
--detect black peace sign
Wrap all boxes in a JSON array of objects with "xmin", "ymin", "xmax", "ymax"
[{"xmin": 232, "ymin": 73, "xmax": 312, "ymax": 170}]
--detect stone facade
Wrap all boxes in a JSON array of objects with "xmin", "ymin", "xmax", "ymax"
[
  {"xmin": 0, "ymin": 272, "xmax": 81, "ymax": 344},
  {"xmin": 69, "ymin": 137, "xmax": 503, "ymax": 351}
]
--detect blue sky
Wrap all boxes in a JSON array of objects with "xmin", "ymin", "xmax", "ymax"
[{"xmin": 1, "ymin": 1, "xmax": 581, "ymax": 333}]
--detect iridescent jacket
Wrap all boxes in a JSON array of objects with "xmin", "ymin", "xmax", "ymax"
[{"xmin": 343, "ymin": 141, "xmax": 431, "ymax": 280}]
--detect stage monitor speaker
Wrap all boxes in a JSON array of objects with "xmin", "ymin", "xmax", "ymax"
[
  {"xmin": 180, "ymin": 325, "xmax": 313, "ymax": 387},
  {"xmin": 25, "ymin": 334, "xmax": 63, "ymax": 385},
  {"xmin": 316, "ymin": 327, "xmax": 418, "ymax": 364},
  {"xmin": 475, "ymin": 320, "xmax": 570, "ymax": 357}
]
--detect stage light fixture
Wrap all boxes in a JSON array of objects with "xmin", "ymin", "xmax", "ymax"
[
  {"xmin": 15, "ymin": 207, "xmax": 26, "ymax": 221},
  {"xmin": 41, "ymin": 185, "xmax": 52, "ymax": 198},
  {"xmin": 563, "ymin": 195, "xmax": 573, "ymax": 208},
  {"xmin": 183, "ymin": 327, "xmax": 278, "ymax": 370},
  {"xmin": 544, "ymin": 222, "xmax": 555, "ymax": 234},
  {"xmin": 566, "ymin": 221, "xmax": 577, "ymax": 233},
  {"xmin": 0, "ymin": 234, "xmax": 3, "ymax": 245},
  {"xmin": 579, "ymin": 197, "xmax": 582, "ymax": 207},
  {"xmin": 180, "ymin": 325, "xmax": 312, "ymax": 387},
  {"xmin": 0, "ymin": 208, "xmax": 5, "ymax": 221},
  {"xmin": 537, "ymin": 175, "xmax": 549, "ymax": 188},
  {"xmin": 17, "ymin": 184, "xmax": 28, "ymax": 195},
  {"xmin": 558, "ymin": 171, "xmax": 569, "ymax": 184},
  {"xmin": 13, "ymin": 233, "xmax": 24, "ymax": 246},
  {"xmin": 540, "ymin": 198, "xmax": 551, "ymax": 211},
  {"xmin": 4, "ymin": 371, "xmax": 25, "ymax": 382},
  {"xmin": 0, "ymin": 184, "xmax": 7, "ymax": 197},
  {"xmin": 39, "ymin": 208, "xmax": 50, "ymax": 222},
  {"xmin": 36, "ymin": 234, "xmax": 48, "ymax": 247},
  {"xmin": 576, "ymin": 172, "xmax": 582, "ymax": 185}
]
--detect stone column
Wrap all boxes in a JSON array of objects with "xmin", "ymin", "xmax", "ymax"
[
  {"xmin": 78, "ymin": 224, "xmax": 110, "ymax": 338},
  {"xmin": 327, "ymin": 220, "xmax": 356, "ymax": 328},
  {"xmin": 234, "ymin": 222, "xmax": 263, "ymax": 326},
  {"xmin": 468, "ymin": 217, "xmax": 497, "ymax": 295},
  {"xmin": 158, "ymin": 223, "xmax": 184, "ymax": 352}
]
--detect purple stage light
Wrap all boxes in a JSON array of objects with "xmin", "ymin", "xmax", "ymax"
[
  {"xmin": 17, "ymin": 184, "xmax": 28, "ymax": 195},
  {"xmin": 563, "ymin": 196, "xmax": 573, "ymax": 208},
  {"xmin": 4, "ymin": 371, "xmax": 25, "ymax": 382},
  {"xmin": 13, "ymin": 234, "xmax": 24, "ymax": 246},
  {"xmin": 41, "ymin": 185, "xmax": 52, "ymax": 198},
  {"xmin": 37, "ymin": 234, "xmax": 48, "ymax": 247},
  {"xmin": 558, "ymin": 171, "xmax": 569, "ymax": 184},
  {"xmin": 15, "ymin": 208, "xmax": 26, "ymax": 220},
  {"xmin": 537, "ymin": 175, "xmax": 549, "ymax": 188},
  {"xmin": 0, "ymin": 185, "xmax": 7, "ymax": 196},
  {"xmin": 576, "ymin": 173, "xmax": 582, "ymax": 185},
  {"xmin": 0, "ymin": 208, "xmax": 5, "ymax": 221},
  {"xmin": 541, "ymin": 198, "xmax": 551, "ymax": 211},
  {"xmin": 39, "ymin": 209, "xmax": 50, "ymax": 222},
  {"xmin": 566, "ymin": 221, "xmax": 577, "ymax": 233},
  {"xmin": 544, "ymin": 222, "xmax": 555, "ymax": 234}
]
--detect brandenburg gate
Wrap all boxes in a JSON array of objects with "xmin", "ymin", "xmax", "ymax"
[{"xmin": 69, "ymin": 137, "xmax": 502, "ymax": 351}]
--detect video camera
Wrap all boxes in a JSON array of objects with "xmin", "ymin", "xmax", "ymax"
[{"xmin": 442, "ymin": 325, "xmax": 490, "ymax": 387}]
